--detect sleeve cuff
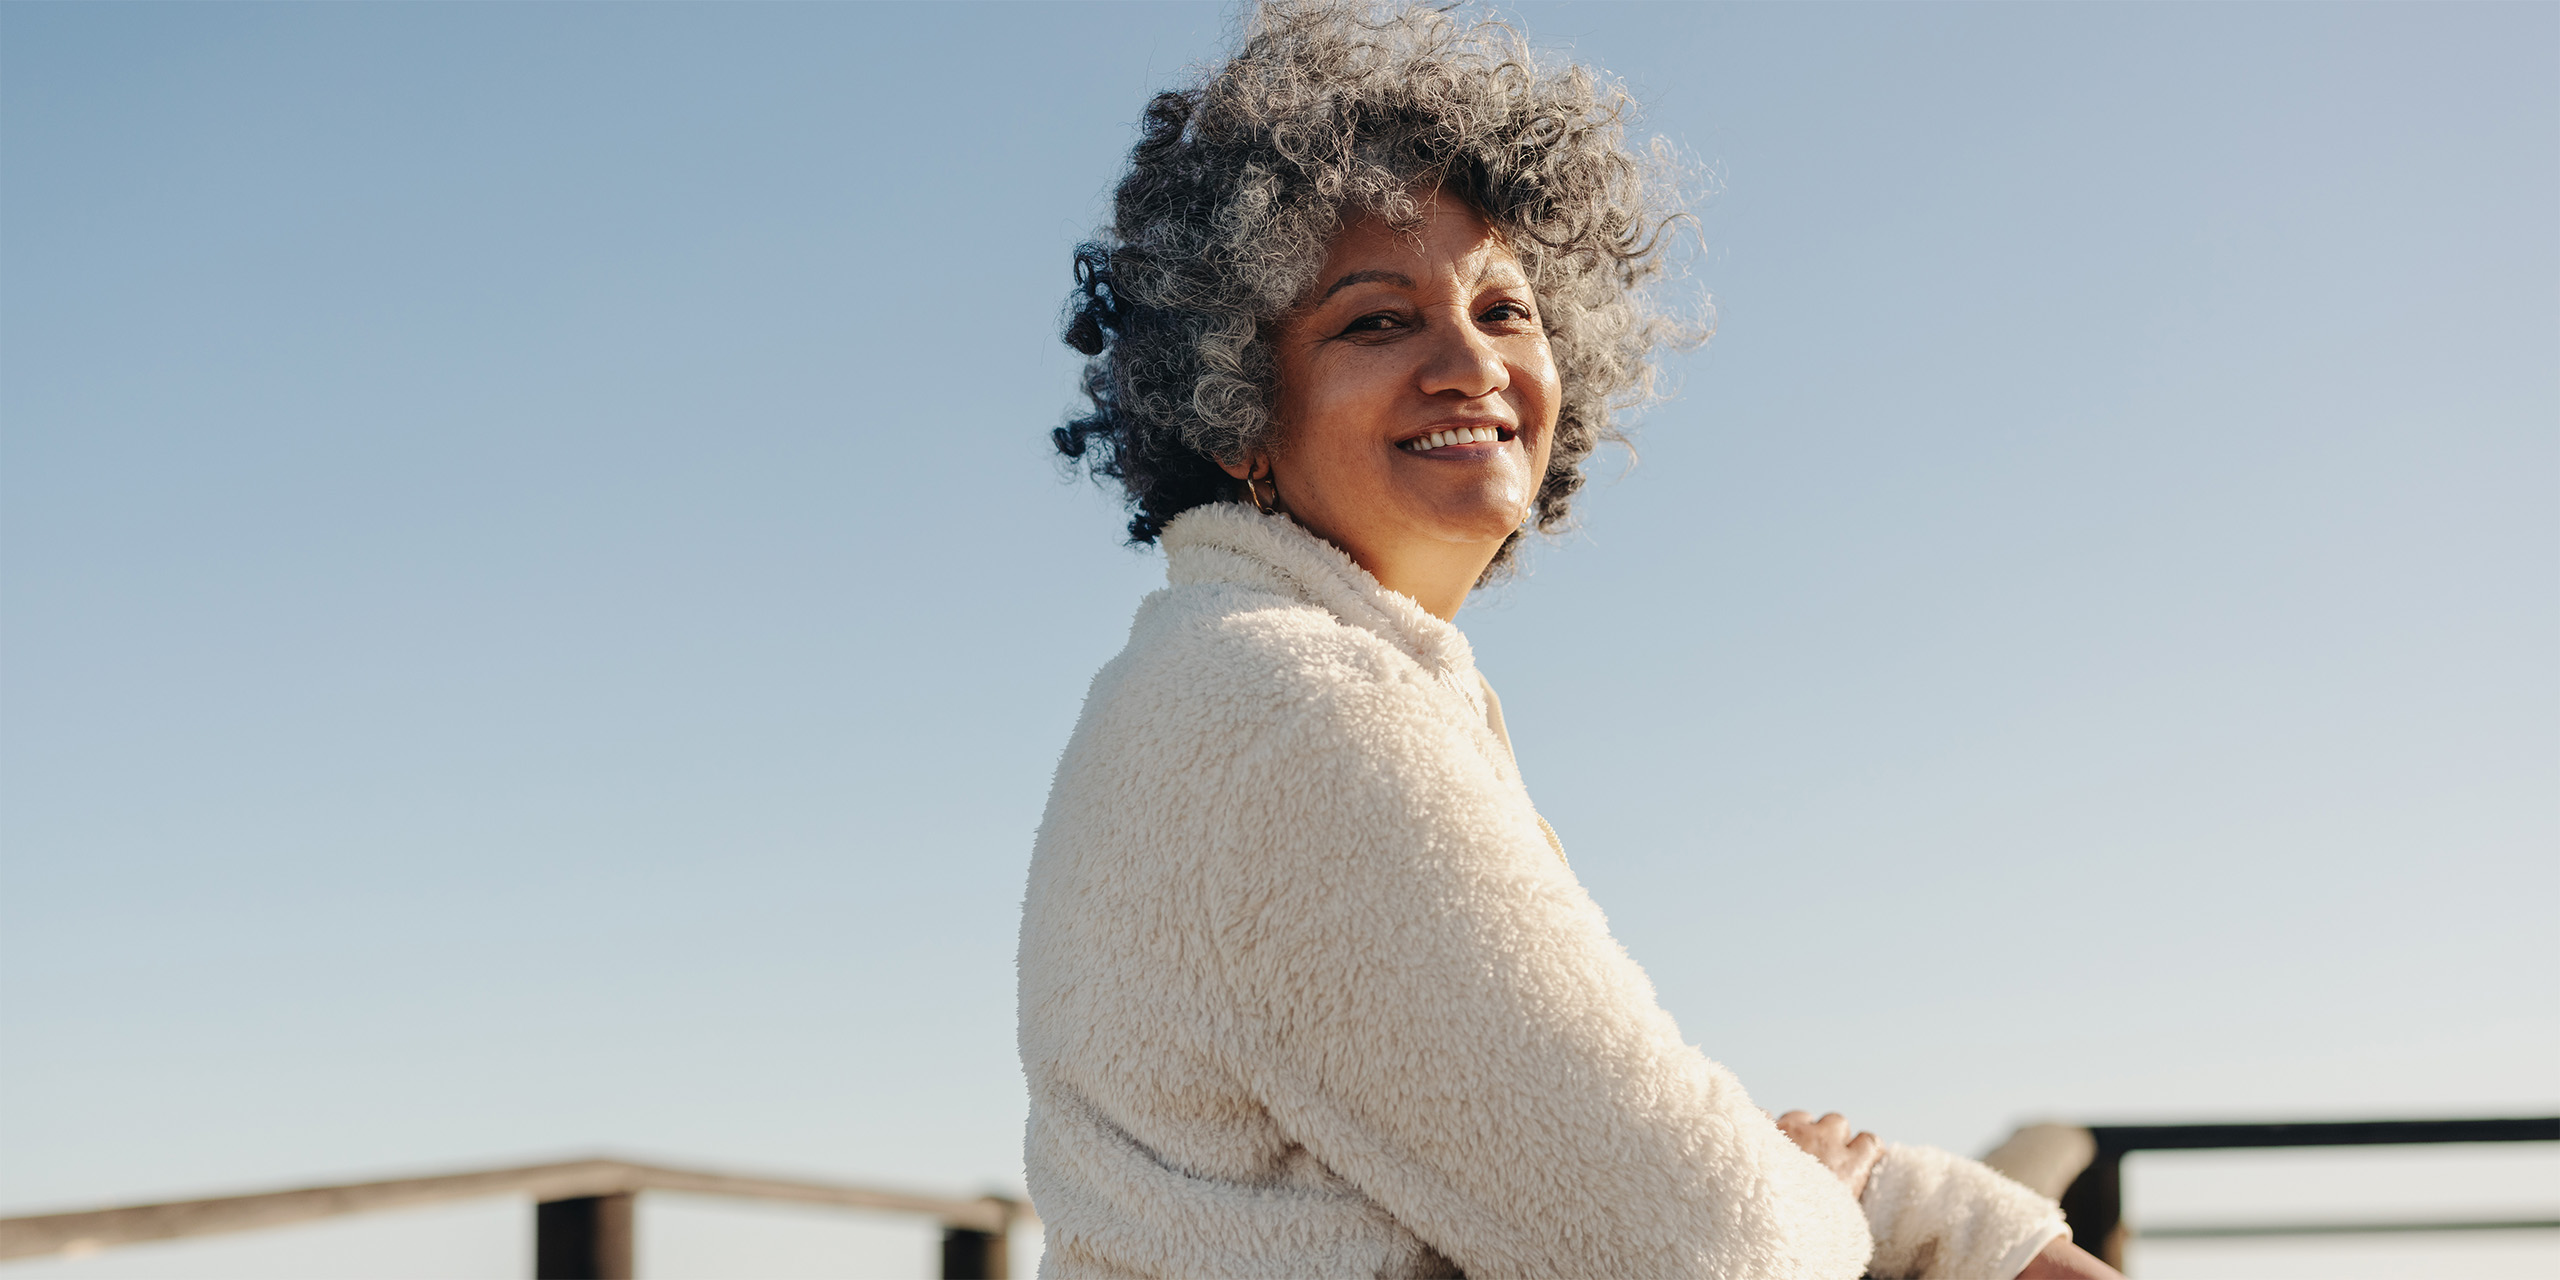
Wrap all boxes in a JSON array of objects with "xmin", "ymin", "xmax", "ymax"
[
  {"xmin": 1992, "ymin": 1222, "xmax": 2071, "ymax": 1280},
  {"xmin": 1862, "ymin": 1143, "xmax": 2071, "ymax": 1279}
]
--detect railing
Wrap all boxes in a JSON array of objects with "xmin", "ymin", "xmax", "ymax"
[
  {"xmin": 0, "ymin": 1157, "xmax": 1027, "ymax": 1280},
  {"xmin": 6, "ymin": 1117, "xmax": 2551, "ymax": 1277},
  {"xmin": 1981, "ymin": 1116, "xmax": 2560, "ymax": 1271}
]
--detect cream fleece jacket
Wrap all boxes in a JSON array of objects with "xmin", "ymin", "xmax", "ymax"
[{"xmin": 1019, "ymin": 503, "xmax": 2066, "ymax": 1280}]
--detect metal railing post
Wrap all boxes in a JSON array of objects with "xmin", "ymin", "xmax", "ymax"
[
  {"xmin": 536, "ymin": 1193, "xmax": 635, "ymax": 1280},
  {"xmin": 940, "ymin": 1196, "xmax": 1019, "ymax": 1279},
  {"xmin": 940, "ymin": 1225, "xmax": 1000, "ymax": 1279}
]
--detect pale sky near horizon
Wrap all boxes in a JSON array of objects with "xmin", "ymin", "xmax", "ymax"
[{"xmin": 3, "ymin": 2, "xmax": 2554, "ymax": 1276}]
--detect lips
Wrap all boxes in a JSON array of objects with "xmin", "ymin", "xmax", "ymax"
[{"xmin": 1400, "ymin": 424, "xmax": 1514, "ymax": 454}]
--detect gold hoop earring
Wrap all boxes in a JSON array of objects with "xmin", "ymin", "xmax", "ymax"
[{"xmin": 1244, "ymin": 468, "xmax": 1275, "ymax": 515}]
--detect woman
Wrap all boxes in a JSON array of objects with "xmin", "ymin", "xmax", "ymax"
[{"xmin": 1021, "ymin": 6, "xmax": 2120, "ymax": 1278}]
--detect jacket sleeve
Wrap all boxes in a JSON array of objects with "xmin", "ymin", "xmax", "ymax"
[
  {"xmin": 1861, "ymin": 1144, "xmax": 2070, "ymax": 1280},
  {"xmin": 1195, "ymin": 673, "xmax": 1875, "ymax": 1280}
]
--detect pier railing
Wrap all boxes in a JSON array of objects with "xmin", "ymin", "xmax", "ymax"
[
  {"xmin": 1980, "ymin": 1116, "xmax": 2560, "ymax": 1270},
  {"xmin": 5, "ymin": 1116, "xmax": 2552, "ymax": 1277},
  {"xmin": 0, "ymin": 1156, "xmax": 1026, "ymax": 1279}
]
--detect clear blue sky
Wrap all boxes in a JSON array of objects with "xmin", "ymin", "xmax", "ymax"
[{"xmin": 4, "ymin": 1, "xmax": 2553, "ymax": 1273}]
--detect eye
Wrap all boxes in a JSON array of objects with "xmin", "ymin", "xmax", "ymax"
[
  {"xmin": 1337, "ymin": 310, "xmax": 1408, "ymax": 337},
  {"xmin": 1479, "ymin": 299, "xmax": 1536, "ymax": 324}
]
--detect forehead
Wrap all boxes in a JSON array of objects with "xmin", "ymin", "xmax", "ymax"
[{"xmin": 1315, "ymin": 197, "xmax": 1524, "ymax": 285}]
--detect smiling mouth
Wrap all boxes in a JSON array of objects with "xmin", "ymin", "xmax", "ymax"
[{"xmin": 1400, "ymin": 425, "xmax": 1514, "ymax": 454}]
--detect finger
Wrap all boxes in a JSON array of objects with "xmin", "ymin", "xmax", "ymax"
[
  {"xmin": 1844, "ymin": 1139, "xmax": 1885, "ymax": 1195},
  {"xmin": 1815, "ymin": 1113, "xmax": 1852, "ymax": 1139},
  {"xmin": 1775, "ymin": 1110, "xmax": 1813, "ymax": 1128},
  {"xmin": 1849, "ymin": 1131, "xmax": 1882, "ymax": 1152}
]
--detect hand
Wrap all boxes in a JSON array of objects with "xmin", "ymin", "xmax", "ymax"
[{"xmin": 1774, "ymin": 1110, "xmax": 1884, "ymax": 1201}]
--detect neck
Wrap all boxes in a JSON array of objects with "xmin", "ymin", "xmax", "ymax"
[{"xmin": 1296, "ymin": 518, "xmax": 1499, "ymax": 621}]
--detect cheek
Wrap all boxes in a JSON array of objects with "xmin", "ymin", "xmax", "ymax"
[
  {"xmin": 1522, "ymin": 348, "xmax": 1562, "ymax": 478},
  {"xmin": 1282, "ymin": 353, "xmax": 1399, "ymax": 459},
  {"xmin": 1266, "ymin": 394, "xmax": 1333, "ymax": 486},
  {"xmin": 1505, "ymin": 329, "xmax": 1560, "ymax": 404},
  {"xmin": 1519, "ymin": 343, "xmax": 1563, "ymax": 431}
]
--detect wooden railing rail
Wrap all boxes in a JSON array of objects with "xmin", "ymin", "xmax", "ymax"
[{"xmin": 0, "ymin": 1156, "xmax": 1028, "ymax": 1279}]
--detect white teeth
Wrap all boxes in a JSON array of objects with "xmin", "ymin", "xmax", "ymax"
[
  {"xmin": 1402, "ymin": 428, "xmax": 1515, "ymax": 452},
  {"xmin": 1406, "ymin": 428, "xmax": 1511, "ymax": 452}
]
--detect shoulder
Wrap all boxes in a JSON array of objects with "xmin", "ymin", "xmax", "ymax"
[
  {"xmin": 1102, "ymin": 578, "xmax": 1430, "ymax": 732},
  {"xmin": 1041, "ymin": 579, "xmax": 1463, "ymax": 851}
]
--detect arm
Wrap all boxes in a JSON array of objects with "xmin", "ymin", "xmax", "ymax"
[{"xmin": 1198, "ymin": 678, "xmax": 1874, "ymax": 1280}]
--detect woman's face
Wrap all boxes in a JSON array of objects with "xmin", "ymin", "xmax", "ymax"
[{"xmin": 1258, "ymin": 192, "xmax": 1560, "ymax": 593}]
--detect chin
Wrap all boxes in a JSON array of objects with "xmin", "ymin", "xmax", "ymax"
[{"xmin": 1417, "ymin": 496, "xmax": 1530, "ymax": 544}]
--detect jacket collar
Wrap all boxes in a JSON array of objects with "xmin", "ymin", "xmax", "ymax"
[{"xmin": 1160, "ymin": 502, "xmax": 1478, "ymax": 682}]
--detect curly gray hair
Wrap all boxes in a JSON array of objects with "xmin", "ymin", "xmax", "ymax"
[{"xmin": 1056, "ymin": 1, "xmax": 1694, "ymax": 576}]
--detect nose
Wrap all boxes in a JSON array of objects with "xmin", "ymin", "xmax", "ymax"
[{"xmin": 1416, "ymin": 312, "xmax": 1511, "ymax": 401}]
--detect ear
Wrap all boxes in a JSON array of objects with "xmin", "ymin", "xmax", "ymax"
[{"xmin": 1218, "ymin": 454, "xmax": 1261, "ymax": 482}]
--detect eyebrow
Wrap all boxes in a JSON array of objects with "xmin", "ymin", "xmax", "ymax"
[{"xmin": 1317, "ymin": 269, "xmax": 1416, "ymax": 302}]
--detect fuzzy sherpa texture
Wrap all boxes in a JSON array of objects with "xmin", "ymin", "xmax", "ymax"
[
  {"xmin": 1019, "ymin": 503, "xmax": 2063, "ymax": 1280},
  {"xmin": 1862, "ymin": 1145, "xmax": 2070, "ymax": 1280}
]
